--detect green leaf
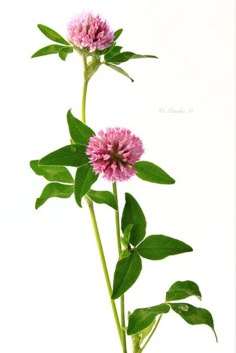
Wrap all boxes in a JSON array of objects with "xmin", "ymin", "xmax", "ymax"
[
  {"xmin": 127, "ymin": 303, "xmax": 170, "ymax": 335},
  {"xmin": 35, "ymin": 183, "xmax": 73, "ymax": 209},
  {"xmin": 74, "ymin": 165, "xmax": 98, "ymax": 207},
  {"xmin": 170, "ymin": 303, "xmax": 217, "ymax": 341},
  {"xmin": 121, "ymin": 193, "xmax": 147, "ymax": 246},
  {"xmin": 32, "ymin": 44, "xmax": 68, "ymax": 58},
  {"xmin": 137, "ymin": 235, "xmax": 193, "ymax": 260},
  {"xmin": 113, "ymin": 28, "xmax": 123, "ymax": 41},
  {"xmin": 37, "ymin": 24, "xmax": 69, "ymax": 45},
  {"xmin": 30, "ymin": 160, "xmax": 73, "ymax": 183},
  {"xmin": 58, "ymin": 46, "xmax": 73, "ymax": 61},
  {"xmin": 105, "ymin": 63, "xmax": 134, "ymax": 82},
  {"xmin": 104, "ymin": 46, "xmax": 122, "ymax": 62},
  {"xmin": 107, "ymin": 51, "xmax": 158, "ymax": 64},
  {"xmin": 106, "ymin": 51, "xmax": 134, "ymax": 63},
  {"xmin": 112, "ymin": 251, "xmax": 142, "ymax": 299},
  {"xmin": 134, "ymin": 161, "xmax": 175, "ymax": 184},
  {"xmin": 166, "ymin": 281, "xmax": 202, "ymax": 302},
  {"xmin": 39, "ymin": 144, "xmax": 89, "ymax": 167},
  {"xmin": 132, "ymin": 54, "xmax": 158, "ymax": 60},
  {"xmin": 87, "ymin": 190, "xmax": 117, "ymax": 210},
  {"xmin": 67, "ymin": 110, "xmax": 95, "ymax": 145}
]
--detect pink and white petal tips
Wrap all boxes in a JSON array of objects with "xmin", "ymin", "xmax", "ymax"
[
  {"xmin": 67, "ymin": 12, "xmax": 114, "ymax": 52},
  {"xmin": 86, "ymin": 128, "xmax": 144, "ymax": 182}
]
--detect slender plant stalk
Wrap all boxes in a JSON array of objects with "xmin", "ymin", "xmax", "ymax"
[
  {"xmin": 112, "ymin": 182, "xmax": 122, "ymax": 255},
  {"xmin": 81, "ymin": 58, "xmax": 124, "ymax": 349},
  {"xmin": 86, "ymin": 196, "xmax": 122, "ymax": 344},
  {"xmin": 112, "ymin": 182, "xmax": 127, "ymax": 353},
  {"xmin": 140, "ymin": 314, "xmax": 163, "ymax": 352},
  {"xmin": 81, "ymin": 55, "xmax": 88, "ymax": 124}
]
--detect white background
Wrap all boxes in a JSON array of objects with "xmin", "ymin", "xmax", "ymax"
[{"xmin": 0, "ymin": 0, "xmax": 235, "ymax": 352}]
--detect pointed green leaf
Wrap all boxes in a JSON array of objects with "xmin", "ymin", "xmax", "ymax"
[
  {"xmin": 113, "ymin": 28, "xmax": 123, "ymax": 41},
  {"xmin": 134, "ymin": 161, "xmax": 175, "ymax": 184},
  {"xmin": 35, "ymin": 183, "xmax": 73, "ymax": 209},
  {"xmin": 74, "ymin": 165, "xmax": 98, "ymax": 207},
  {"xmin": 87, "ymin": 190, "xmax": 117, "ymax": 210},
  {"xmin": 112, "ymin": 251, "xmax": 142, "ymax": 299},
  {"xmin": 170, "ymin": 303, "xmax": 217, "ymax": 341},
  {"xmin": 166, "ymin": 281, "xmax": 202, "ymax": 302},
  {"xmin": 107, "ymin": 51, "xmax": 158, "ymax": 64},
  {"xmin": 39, "ymin": 144, "xmax": 88, "ymax": 167},
  {"xmin": 137, "ymin": 235, "xmax": 193, "ymax": 260},
  {"xmin": 58, "ymin": 46, "xmax": 73, "ymax": 61},
  {"xmin": 121, "ymin": 193, "xmax": 146, "ymax": 246},
  {"xmin": 32, "ymin": 44, "xmax": 67, "ymax": 58},
  {"xmin": 104, "ymin": 46, "xmax": 122, "ymax": 62},
  {"xmin": 37, "ymin": 24, "xmax": 69, "ymax": 45},
  {"xmin": 30, "ymin": 160, "xmax": 73, "ymax": 183},
  {"xmin": 132, "ymin": 54, "xmax": 158, "ymax": 59},
  {"xmin": 105, "ymin": 63, "xmax": 134, "ymax": 82},
  {"xmin": 67, "ymin": 110, "xmax": 95, "ymax": 144},
  {"xmin": 127, "ymin": 303, "xmax": 170, "ymax": 335}
]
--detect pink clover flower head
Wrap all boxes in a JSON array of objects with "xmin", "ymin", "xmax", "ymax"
[
  {"xmin": 86, "ymin": 128, "xmax": 144, "ymax": 182},
  {"xmin": 67, "ymin": 12, "xmax": 114, "ymax": 52}
]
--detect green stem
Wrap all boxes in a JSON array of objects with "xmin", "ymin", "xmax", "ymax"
[
  {"xmin": 81, "ymin": 55, "xmax": 88, "ymax": 124},
  {"xmin": 80, "ymin": 53, "xmax": 125, "ymax": 351},
  {"xmin": 140, "ymin": 315, "xmax": 163, "ymax": 352},
  {"xmin": 112, "ymin": 182, "xmax": 122, "ymax": 255},
  {"xmin": 112, "ymin": 182, "xmax": 127, "ymax": 353},
  {"xmin": 86, "ymin": 196, "xmax": 122, "ymax": 344}
]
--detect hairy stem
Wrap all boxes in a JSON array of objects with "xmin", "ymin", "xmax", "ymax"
[
  {"xmin": 86, "ymin": 196, "xmax": 122, "ymax": 344},
  {"xmin": 112, "ymin": 182, "xmax": 127, "ymax": 353}
]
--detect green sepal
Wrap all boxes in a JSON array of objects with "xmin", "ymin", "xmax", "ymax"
[
  {"xmin": 32, "ymin": 44, "xmax": 69, "ymax": 58},
  {"xmin": 35, "ymin": 183, "xmax": 73, "ymax": 209},
  {"xmin": 87, "ymin": 190, "xmax": 117, "ymax": 210},
  {"xmin": 112, "ymin": 251, "xmax": 142, "ymax": 299},
  {"xmin": 121, "ymin": 193, "xmax": 146, "ymax": 246},
  {"xmin": 122, "ymin": 224, "xmax": 134, "ymax": 247},
  {"xmin": 120, "ymin": 249, "xmax": 130, "ymax": 260},
  {"xmin": 30, "ymin": 160, "xmax": 73, "ymax": 183},
  {"xmin": 137, "ymin": 235, "xmax": 193, "ymax": 260},
  {"xmin": 166, "ymin": 281, "xmax": 202, "ymax": 302},
  {"xmin": 67, "ymin": 110, "xmax": 95, "ymax": 145},
  {"xmin": 86, "ymin": 56, "xmax": 101, "ymax": 81},
  {"xmin": 105, "ymin": 63, "xmax": 134, "ymax": 82},
  {"xmin": 39, "ymin": 144, "xmax": 89, "ymax": 167},
  {"xmin": 127, "ymin": 303, "xmax": 170, "ymax": 335},
  {"xmin": 170, "ymin": 303, "xmax": 217, "ymax": 341},
  {"xmin": 131, "ymin": 320, "xmax": 156, "ymax": 349},
  {"xmin": 74, "ymin": 164, "xmax": 98, "ymax": 207},
  {"xmin": 134, "ymin": 161, "xmax": 175, "ymax": 184},
  {"xmin": 37, "ymin": 24, "xmax": 69, "ymax": 45}
]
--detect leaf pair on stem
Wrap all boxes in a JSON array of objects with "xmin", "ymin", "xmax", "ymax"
[{"xmin": 32, "ymin": 24, "xmax": 158, "ymax": 82}]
